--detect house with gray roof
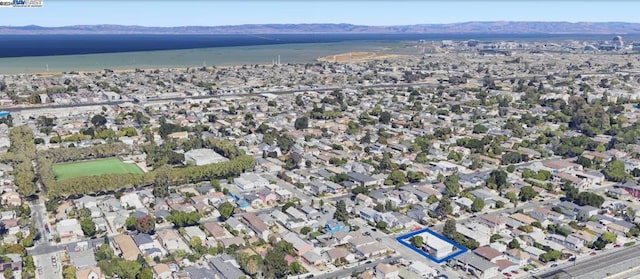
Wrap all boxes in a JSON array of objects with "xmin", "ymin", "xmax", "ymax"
[
  {"xmin": 282, "ymin": 231, "xmax": 314, "ymax": 256},
  {"xmin": 454, "ymin": 252, "xmax": 499, "ymax": 279},
  {"xmin": 300, "ymin": 205, "xmax": 322, "ymax": 219},
  {"xmin": 132, "ymin": 233, "xmax": 155, "ymax": 251},
  {"xmin": 407, "ymin": 205, "xmax": 428, "ymax": 223},
  {"xmin": 208, "ymin": 256, "xmax": 245, "ymax": 279},
  {"xmin": 69, "ymin": 249, "xmax": 97, "ymax": 269},
  {"xmin": 347, "ymin": 172, "xmax": 380, "ymax": 187},
  {"xmin": 184, "ymin": 267, "xmax": 216, "ymax": 279}
]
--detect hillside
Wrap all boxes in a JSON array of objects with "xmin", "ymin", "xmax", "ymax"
[{"xmin": 1, "ymin": 22, "xmax": 639, "ymax": 35}]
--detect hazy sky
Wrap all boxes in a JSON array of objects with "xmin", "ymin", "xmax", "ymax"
[{"xmin": 0, "ymin": 1, "xmax": 638, "ymax": 27}]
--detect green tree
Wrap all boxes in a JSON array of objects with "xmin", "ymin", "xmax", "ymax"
[
  {"xmin": 410, "ymin": 235, "xmax": 423, "ymax": 248},
  {"xmin": 167, "ymin": 211, "xmax": 202, "ymax": 228},
  {"xmin": 264, "ymin": 247, "xmax": 289, "ymax": 279},
  {"xmin": 448, "ymin": 151, "xmax": 462, "ymax": 162},
  {"xmin": 351, "ymin": 185, "xmax": 369, "ymax": 195},
  {"xmin": 379, "ymin": 111, "xmax": 392, "ymax": 124},
  {"xmin": 415, "ymin": 152, "xmax": 428, "ymax": 163},
  {"xmin": 243, "ymin": 255, "xmax": 263, "ymax": 276},
  {"xmin": 289, "ymin": 262, "xmax": 304, "ymax": 275},
  {"xmin": 426, "ymin": 195, "xmax": 438, "ymax": 204},
  {"xmin": 539, "ymin": 250, "xmax": 562, "ymax": 263},
  {"xmin": 108, "ymin": 259, "xmax": 142, "ymax": 279},
  {"xmin": 444, "ymin": 174, "xmax": 460, "ymax": 197},
  {"xmin": 95, "ymin": 243, "xmax": 114, "ymax": 261},
  {"xmin": 276, "ymin": 240, "xmax": 296, "ymax": 256},
  {"xmin": 62, "ymin": 265, "xmax": 76, "ymax": 279},
  {"xmin": 294, "ymin": 116, "xmax": 309, "ymax": 130},
  {"xmin": 387, "ymin": 170, "xmax": 407, "ymax": 187},
  {"xmin": 376, "ymin": 221, "xmax": 388, "ymax": 230},
  {"xmin": 139, "ymin": 268, "xmax": 153, "ymax": 279},
  {"xmin": 80, "ymin": 218, "xmax": 96, "ymax": 237},
  {"xmin": 218, "ymin": 202, "xmax": 235, "ymax": 221},
  {"xmin": 360, "ymin": 132, "xmax": 372, "ymax": 144},
  {"xmin": 505, "ymin": 192, "xmax": 518, "ymax": 203},
  {"xmin": 125, "ymin": 216, "xmax": 136, "ymax": 231},
  {"xmin": 471, "ymin": 198, "xmax": 485, "ymax": 213},
  {"xmin": 300, "ymin": 226, "xmax": 312, "ymax": 235},
  {"xmin": 472, "ymin": 124, "xmax": 488, "ymax": 134},
  {"xmin": 486, "ymin": 169, "xmax": 508, "ymax": 190},
  {"xmin": 190, "ymin": 236, "xmax": 203, "ymax": 252},
  {"xmin": 508, "ymin": 238, "xmax": 521, "ymax": 249},
  {"xmin": 601, "ymin": 231, "xmax": 617, "ymax": 244},
  {"xmin": 592, "ymin": 239, "xmax": 606, "ymax": 250},
  {"xmin": 379, "ymin": 152, "xmax": 394, "ymax": 171},
  {"xmin": 519, "ymin": 186, "xmax": 538, "ymax": 201},
  {"xmin": 501, "ymin": 151, "xmax": 523, "ymax": 165},
  {"xmin": 407, "ymin": 171, "xmax": 426, "ymax": 183},
  {"xmin": 443, "ymin": 219, "xmax": 457, "ymax": 239},
  {"xmin": 490, "ymin": 234, "xmax": 502, "ymax": 243},
  {"xmin": 282, "ymin": 201, "xmax": 296, "ymax": 212},
  {"xmin": 627, "ymin": 227, "xmax": 640, "ymax": 238},
  {"xmin": 603, "ymin": 158, "xmax": 629, "ymax": 182},
  {"xmin": 276, "ymin": 133, "xmax": 295, "ymax": 153},
  {"xmin": 90, "ymin": 114, "xmax": 107, "ymax": 126},
  {"xmin": 23, "ymin": 255, "xmax": 35, "ymax": 275},
  {"xmin": 576, "ymin": 156, "xmax": 593, "ymax": 168},
  {"xmin": 575, "ymin": 192, "xmax": 605, "ymax": 208},
  {"xmin": 153, "ymin": 165, "xmax": 171, "ymax": 198},
  {"xmin": 334, "ymin": 200, "xmax": 349, "ymax": 223},
  {"xmin": 435, "ymin": 197, "xmax": 453, "ymax": 218}
]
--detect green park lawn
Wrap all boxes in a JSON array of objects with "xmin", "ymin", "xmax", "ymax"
[{"xmin": 53, "ymin": 158, "xmax": 143, "ymax": 181}]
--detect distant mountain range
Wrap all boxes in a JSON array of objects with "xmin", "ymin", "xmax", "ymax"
[{"xmin": 1, "ymin": 22, "xmax": 640, "ymax": 35}]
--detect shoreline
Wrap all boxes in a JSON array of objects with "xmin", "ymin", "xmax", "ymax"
[
  {"xmin": 317, "ymin": 51, "xmax": 409, "ymax": 63},
  {"xmin": 20, "ymin": 61, "xmax": 314, "ymax": 77},
  {"xmin": 0, "ymin": 40, "xmax": 418, "ymax": 75}
]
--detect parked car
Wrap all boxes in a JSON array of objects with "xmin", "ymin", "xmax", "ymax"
[{"xmin": 590, "ymin": 252, "xmax": 597, "ymax": 256}]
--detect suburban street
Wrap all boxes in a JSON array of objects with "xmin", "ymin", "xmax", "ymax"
[
  {"xmin": 314, "ymin": 256, "xmax": 400, "ymax": 279},
  {"xmin": 34, "ymin": 251, "xmax": 61, "ymax": 279}
]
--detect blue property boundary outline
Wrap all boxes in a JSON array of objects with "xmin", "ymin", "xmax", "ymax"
[{"xmin": 396, "ymin": 227, "xmax": 468, "ymax": 263}]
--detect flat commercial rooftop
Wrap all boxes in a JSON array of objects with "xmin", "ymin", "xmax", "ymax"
[{"xmin": 396, "ymin": 227, "xmax": 468, "ymax": 264}]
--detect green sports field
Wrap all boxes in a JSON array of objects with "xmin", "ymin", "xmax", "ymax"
[{"xmin": 53, "ymin": 158, "xmax": 143, "ymax": 181}]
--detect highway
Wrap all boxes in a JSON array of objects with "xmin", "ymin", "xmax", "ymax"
[
  {"xmin": 532, "ymin": 245, "xmax": 640, "ymax": 279},
  {"xmin": 2, "ymin": 82, "xmax": 438, "ymax": 113}
]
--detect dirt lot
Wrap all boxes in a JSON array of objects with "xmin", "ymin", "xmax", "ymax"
[{"xmin": 317, "ymin": 52, "xmax": 406, "ymax": 63}]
